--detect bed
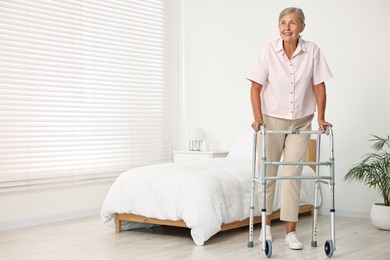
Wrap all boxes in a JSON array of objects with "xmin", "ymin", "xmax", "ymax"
[{"xmin": 100, "ymin": 128, "xmax": 320, "ymax": 246}]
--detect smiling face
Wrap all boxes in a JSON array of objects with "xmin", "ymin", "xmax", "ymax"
[{"xmin": 278, "ymin": 12, "xmax": 305, "ymax": 44}]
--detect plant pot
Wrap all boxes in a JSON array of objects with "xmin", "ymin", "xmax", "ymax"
[{"xmin": 370, "ymin": 203, "xmax": 390, "ymax": 230}]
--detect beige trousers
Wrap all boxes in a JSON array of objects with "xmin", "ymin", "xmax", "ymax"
[{"xmin": 257, "ymin": 114, "xmax": 313, "ymax": 222}]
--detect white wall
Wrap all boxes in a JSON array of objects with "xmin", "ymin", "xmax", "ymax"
[
  {"xmin": 0, "ymin": 182, "xmax": 112, "ymax": 230},
  {"xmin": 178, "ymin": 0, "xmax": 389, "ymax": 217}
]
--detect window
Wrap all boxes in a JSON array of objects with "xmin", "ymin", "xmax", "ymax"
[{"xmin": 0, "ymin": 0, "xmax": 170, "ymax": 189}]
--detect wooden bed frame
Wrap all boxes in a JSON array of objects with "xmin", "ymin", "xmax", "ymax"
[{"xmin": 115, "ymin": 139, "xmax": 317, "ymax": 233}]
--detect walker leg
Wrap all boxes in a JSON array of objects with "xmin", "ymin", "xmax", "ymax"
[
  {"xmin": 323, "ymin": 128, "xmax": 336, "ymax": 257},
  {"xmin": 330, "ymin": 132, "xmax": 336, "ymax": 252},
  {"xmin": 248, "ymin": 132, "xmax": 258, "ymax": 248},
  {"xmin": 248, "ymin": 178, "xmax": 255, "ymax": 248},
  {"xmin": 329, "ymin": 179, "xmax": 336, "ymax": 251},
  {"xmin": 311, "ymin": 180, "xmax": 319, "ymax": 247},
  {"xmin": 311, "ymin": 135, "xmax": 321, "ymax": 247}
]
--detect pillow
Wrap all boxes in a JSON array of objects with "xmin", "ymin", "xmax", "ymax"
[{"xmin": 227, "ymin": 127, "xmax": 256, "ymax": 158}]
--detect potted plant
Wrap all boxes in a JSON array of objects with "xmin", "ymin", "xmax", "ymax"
[{"xmin": 344, "ymin": 135, "xmax": 390, "ymax": 230}]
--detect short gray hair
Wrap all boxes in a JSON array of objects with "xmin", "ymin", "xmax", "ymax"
[{"xmin": 279, "ymin": 7, "xmax": 305, "ymax": 24}]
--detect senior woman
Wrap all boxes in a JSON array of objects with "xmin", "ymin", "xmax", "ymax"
[{"xmin": 246, "ymin": 7, "xmax": 333, "ymax": 250}]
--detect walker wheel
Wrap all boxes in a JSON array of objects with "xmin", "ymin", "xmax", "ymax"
[
  {"xmin": 324, "ymin": 239, "xmax": 334, "ymax": 258},
  {"xmin": 264, "ymin": 240, "xmax": 272, "ymax": 258}
]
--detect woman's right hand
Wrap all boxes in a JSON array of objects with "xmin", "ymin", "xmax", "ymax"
[{"xmin": 251, "ymin": 120, "xmax": 266, "ymax": 131}]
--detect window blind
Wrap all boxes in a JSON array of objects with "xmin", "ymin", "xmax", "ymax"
[{"xmin": 0, "ymin": 0, "xmax": 170, "ymax": 189}]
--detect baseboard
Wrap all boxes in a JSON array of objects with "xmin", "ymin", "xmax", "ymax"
[
  {"xmin": 319, "ymin": 208, "xmax": 370, "ymax": 219},
  {"xmin": 0, "ymin": 208, "xmax": 100, "ymax": 231}
]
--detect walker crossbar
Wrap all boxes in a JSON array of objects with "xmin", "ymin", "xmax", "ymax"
[
  {"xmin": 247, "ymin": 125, "xmax": 336, "ymax": 258},
  {"xmin": 264, "ymin": 129, "xmax": 329, "ymax": 135},
  {"xmin": 254, "ymin": 176, "xmax": 332, "ymax": 181},
  {"xmin": 265, "ymin": 161, "xmax": 332, "ymax": 166}
]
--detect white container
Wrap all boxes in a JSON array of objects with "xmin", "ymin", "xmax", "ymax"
[{"xmin": 370, "ymin": 203, "xmax": 390, "ymax": 230}]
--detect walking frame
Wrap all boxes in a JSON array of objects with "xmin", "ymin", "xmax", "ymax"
[{"xmin": 247, "ymin": 125, "xmax": 336, "ymax": 258}]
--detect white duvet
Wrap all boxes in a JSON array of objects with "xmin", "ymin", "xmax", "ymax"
[{"xmin": 100, "ymin": 157, "xmax": 319, "ymax": 246}]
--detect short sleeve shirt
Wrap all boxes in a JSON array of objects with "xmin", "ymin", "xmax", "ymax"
[{"xmin": 246, "ymin": 38, "xmax": 333, "ymax": 120}]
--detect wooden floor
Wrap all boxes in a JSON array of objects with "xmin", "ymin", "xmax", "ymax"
[{"xmin": 1, "ymin": 214, "xmax": 389, "ymax": 259}]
